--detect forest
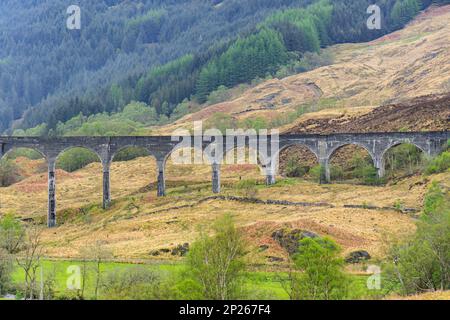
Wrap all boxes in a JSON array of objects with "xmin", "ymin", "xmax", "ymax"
[{"xmin": 1, "ymin": 0, "xmax": 449, "ymax": 135}]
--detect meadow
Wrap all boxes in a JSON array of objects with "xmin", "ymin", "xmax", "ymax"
[{"xmin": 10, "ymin": 259, "xmax": 385, "ymax": 300}]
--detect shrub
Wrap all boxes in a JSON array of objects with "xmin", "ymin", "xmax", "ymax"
[
  {"xmin": 113, "ymin": 147, "xmax": 149, "ymax": 162},
  {"xmin": 206, "ymin": 85, "xmax": 232, "ymax": 105},
  {"xmin": 236, "ymin": 179, "xmax": 259, "ymax": 198},
  {"xmin": 385, "ymin": 182, "xmax": 450, "ymax": 294},
  {"xmin": 330, "ymin": 165, "xmax": 344, "ymax": 181},
  {"xmin": 288, "ymin": 237, "xmax": 349, "ymax": 300},
  {"xmin": 4, "ymin": 148, "xmax": 43, "ymax": 160},
  {"xmin": 425, "ymin": 151, "xmax": 450, "ymax": 175},
  {"xmin": 275, "ymin": 50, "xmax": 334, "ymax": 79},
  {"xmin": 204, "ymin": 112, "xmax": 237, "ymax": 134},
  {"xmin": 56, "ymin": 148, "xmax": 100, "ymax": 172},
  {"xmin": 384, "ymin": 144, "xmax": 426, "ymax": 177},
  {"xmin": 309, "ymin": 165, "xmax": 323, "ymax": 183},
  {"xmin": 184, "ymin": 215, "xmax": 246, "ymax": 300},
  {"xmin": 284, "ymin": 157, "xmax": 310, "ymax": 178},
  {"xmin": 100, "ymin": 267, "xmax": 164, "ymax": 300},
  {"xmin": 0, "ymin": 249, "xmax": 13, "ymax": 295},
  {"xmin": 360, "ymin": 166, "xmax": 382, "ymax": 185},
  {"xmin": 0, "ymin": 159, "xmax": 21, "ymax": 187},
  {"xmin": 241, "ymin": 117, "xmax": 268, "ymax": 131},
  {"xmin": 0, "ymin": 213, "xmax": 25, "ymax": 254}
]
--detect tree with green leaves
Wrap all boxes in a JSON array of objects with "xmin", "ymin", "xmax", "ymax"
[
  {"xmin": 386, "ymin": 182, "xmax": 450, "ymax": 294},
  {"xmin": 0, "ymin": 213, "xmax": 25, "ymax": 254},
  {"xmin": 288, "ymin": 237, "xmax": 349, "ymax": 300},
  {"xmin": 184, "ymin": 214, "xmax": 246, "ymax": 300},
  {"xmin": 391, "ymin": 0, "xmax": 421, "ymax": 29},
  {"xmin": 0, "ymin": 159, "xmax": 21, "ymax": 187}
]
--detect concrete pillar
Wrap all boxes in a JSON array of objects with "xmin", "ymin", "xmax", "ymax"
[
  {"xmin": 212, "ymin": 163, "xmax": 221, "ymax": 193},
  {"xmin": 157, "ymin": 160, "xmax": 166, "ymax": 197},
  {"xmin": 264, "ymin": 166, "xmax": 276, "ymax": 185},
  {"xmin": 266, "ymin": 174, "xmax": 276, "ymax": 185},
  {"xmin": 102, "ymin": 161, "xmax": 111, "ymax": 209},
  {"xmin": 48, "ymin": 160, "xmax": 57, "ymax": 228},
  {"xmin": 375, "ymin": 156, "xmax": 385, "ymax": 179},
  {"xmin": 318, "ymin": 139, "xmax": 330, "ymax": 184},
  {"xmin": 319, "ymin": 158, "xmax": 330, "ymax": 184}
]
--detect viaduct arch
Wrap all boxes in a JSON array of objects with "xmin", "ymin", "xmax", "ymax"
[{"xmin": 0, "ymin": 132, "xmax": 448, "ymax": 227}]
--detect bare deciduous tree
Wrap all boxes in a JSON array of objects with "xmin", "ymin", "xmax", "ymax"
[
  {"xmin": 0, "ymin": 248, "xmax": 14, "ymax": 295},
  {"xmin": 79, "ymin": 240, "xmax": 113, "ymax": 300},
  {"xmin": 17, "ymin": 225, "xmax": 43, "ymax": 300}
]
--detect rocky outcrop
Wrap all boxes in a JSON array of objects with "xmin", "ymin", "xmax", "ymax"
[
  {"xmin": 345, "ymin": 250, "xmax": 371, "ymax": 264},
  {"xmin": 271, "ymin": 229, "xmax": 318, "ymax": 255},
  {"xmin": 171, "ymin": 243, "xmax": 190, "ymax": 256}
]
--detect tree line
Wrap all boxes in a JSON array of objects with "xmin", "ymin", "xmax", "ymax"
[{"xmin": 0, "ymin": 0, "xmax": 307, "ymax": 133}]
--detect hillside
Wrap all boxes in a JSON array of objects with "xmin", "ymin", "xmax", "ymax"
[
  {"xmin": 0, "ymin": 0, "xmax": 312, "ymax": 132},
  {"xmin": 155, "ymin": 5, "xmax": 450, "ymax": 135},
  {"xmin": 1, "ymin": 6, "xmax": 449, "ymax": 262},
  {"xmin": 5, "ymin": 0, "xmax": 448, "ymax": 136},
  {"xmin": 1, "ymin": 151, "xmax": 448, "ymax": 263}
]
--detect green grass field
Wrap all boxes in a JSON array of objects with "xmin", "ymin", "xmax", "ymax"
[{"xmin": 9, "ymin": 259, "xmax": 385, "ymax": 300}]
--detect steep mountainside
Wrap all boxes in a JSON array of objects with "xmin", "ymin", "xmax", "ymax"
[
  {"xmin": 156, "ymin": 5, "xmax": 450, "ymax": 135},
  {"xmin": 0, "ymin": 0, "xmax": 313, "ymax": 131},
  {"xmin": 3, "ymin": 0, "xmax": 447, "ymax": 134}
]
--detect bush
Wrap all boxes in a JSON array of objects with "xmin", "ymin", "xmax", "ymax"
[
  {"xmin": 57, "ymin": 148, "xmax": 100, "ymax": 172},
  {"xmin": 0, "ymin": 159, "xmax": 21, "ymax": 187},
  {"xmin": 360, "ymin": 166, "xmax": 383, "ymax": 185},
  {"xmin": 206, "ymin": 86, "xmax": 232, "ymax": 105},
  {"xmin": 100, "ymin": 267, "xmax": 164, "ymax": 300},
  {"xmin": 236, "ymin": 179, "xmax": 259, "ymax": 198},
  {"xmin": 384, "ymin": 144, "xmax": 425, "ymax": 177},
  {"xmin": 241, "ymin": 117, "xmax": 268, "ymax": 132},
  {"xmin": 113, "ymin": 147, "xmax": 149, "ymax": 162},
  {"xmin": 386, "ymin": 182, "xmax": 450, "ymax": 294},
  {"xmin": 0, "ymin": 249, "xmax": 13, "ymax": 295},
  {"xmin": 183, "ymin": 215, "xmax": 246, "ymax": 300},
  {"xmin": 204, "ymin": 112, "xmax": 237, "ymax": 134},
  {"xmin": 284, "ymin": 157, "xmax": 309, "ymax": 178},
  {"xmin": 275, "ymin": 50, "xmax": 334, "ymax": 79},
  {"xmin": 309, "ymin": 165, "xmax": 323, "ymax": 183},
  {"xmin": 4, "ymin": 148, "xmax": 43, "ymax": 160},
  {"xmin": 330, "ymin": 165, "xmax": 344, "ymax": 181},
  {"xmin": 425, "ymin": 151, "xmax": 450, "ymax": 175},
  {"xmin": 288, "ymin": 237, "xmax": 349, "ymax": 300},
  {"xmin": 0, "ymin": 213, "xmax": 24, "ymax": 254}
]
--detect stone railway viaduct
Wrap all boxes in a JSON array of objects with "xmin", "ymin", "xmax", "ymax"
[{"xmin": 0, "ymin": 131, "xmax": 448, "ymax": 227}]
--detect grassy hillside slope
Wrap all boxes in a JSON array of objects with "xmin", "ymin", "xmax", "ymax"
[
  {"xmin": 1, "ymin": 6, "xmax": 449, "ymax": 264},
  {"xmin": 1, "ymin": 152, "xmax": 448, "ymax": 263},
  {"xmin": 154, "ymin": 5, "xmax": 450, "ymax": 135}
]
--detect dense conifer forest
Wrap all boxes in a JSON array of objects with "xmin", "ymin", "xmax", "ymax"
[{"xmin": 0, "ymin": 0, "xmax": 448, "ymax": 134}]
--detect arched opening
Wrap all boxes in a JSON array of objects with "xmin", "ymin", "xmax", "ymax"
[
  {"xmin": 383, "ymin": 143, "xmax": 426, "ymax": 179},
  {"xmin": 0, "ymin": 147, "xmax": 47, "ymax": 218},
  {"xmin": 0, "ymin": 147, "xmax": 46, "ymax": 187},
  {"xmin": 110, "ymin": 146, "xmax": 157, "ymax": 199},
  {"xmin": 278, "ymin": 145, "xmax": 319, "ymax": 182},
  {"xmin": 329, "ymin": 144, "xmax": 377, "ymax": 185},
  {"xmin": 55, "ymin": 147, "xmax": 103, "ymax": 211},
  {"xmin": 165, "ymin": 147, "xmax": 212, "ymax": 196}
]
